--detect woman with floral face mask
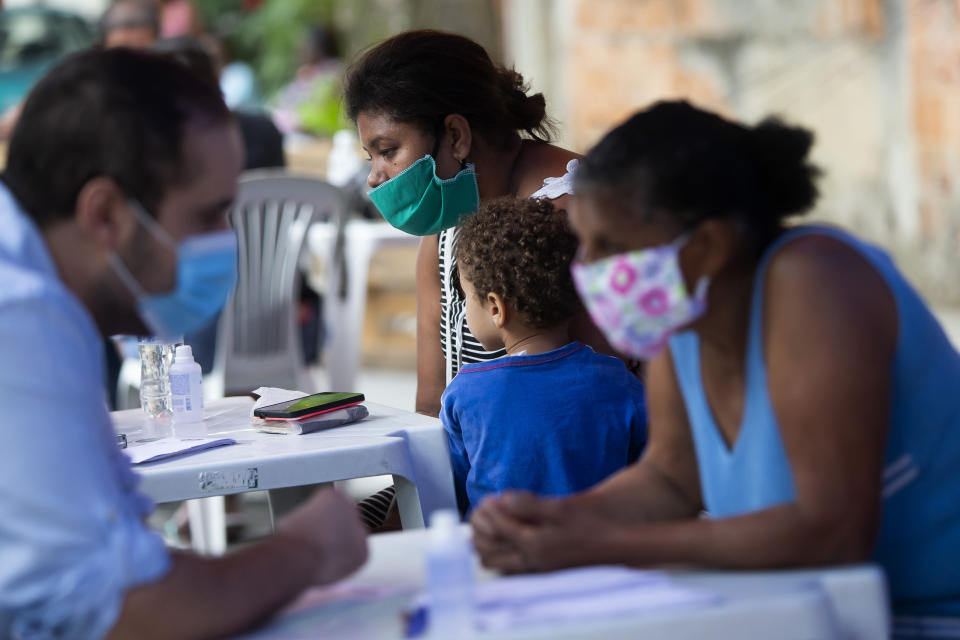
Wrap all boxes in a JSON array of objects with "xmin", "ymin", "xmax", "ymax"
[
  {"xmin": 471, "ymin": 100, "xmax": 960, "ymax": 631},
  {"xmin": 344, "ymin": 30, "xmax": 617, "ymax": 418}
]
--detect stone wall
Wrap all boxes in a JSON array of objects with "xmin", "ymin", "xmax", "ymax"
[
  {"xmin": 908, "ymin": 0, "xmax": 960, "ymax": 301},
  {"xmin": 502, "ymin": 0, "xmax": 960, "ymax": 304},
  {"xmin": 337, "ymin": 0, "xmax": 503, "ymax": 65}
]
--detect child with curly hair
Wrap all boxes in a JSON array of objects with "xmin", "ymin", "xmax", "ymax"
[{"xmin": 441, "ymin": 197, "xmax": 647, "ymax": 515}]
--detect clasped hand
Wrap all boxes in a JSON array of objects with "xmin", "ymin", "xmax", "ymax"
[{"xmin": 469, "ymin": 491, "xmax": 613, "ymax": 574}]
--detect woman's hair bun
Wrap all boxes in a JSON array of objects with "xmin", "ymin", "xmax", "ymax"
[
  {"xmin": 574, "ymin": 100, "xmax": 822, "ymax": 245},
  {"xmin": 748, "ymin": 117, "xmax": 821, "ymax": 219},
  {"xmin": 495, "ymin": 67, "xmax": 552, "ymax": 140}
]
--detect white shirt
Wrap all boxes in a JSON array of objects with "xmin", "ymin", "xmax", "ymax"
[{"xmin": 0, "ymin": 183, "xmax": 170, "ymax": 639}]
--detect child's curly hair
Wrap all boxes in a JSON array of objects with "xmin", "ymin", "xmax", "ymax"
[{"xmin": 456, "ymin": 196, "xmax": 580, "ymax": 329}]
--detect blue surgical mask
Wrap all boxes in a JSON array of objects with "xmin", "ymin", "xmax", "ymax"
[{"xmin": 110, "ymin": 200, "xmax": 238, "ymax": 338}]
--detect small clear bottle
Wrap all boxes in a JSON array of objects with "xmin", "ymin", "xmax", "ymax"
[
  {"xmin": 425, "ymin": 510, "xmax": 475, "ymax": 639},
  {"xmin": 137, "ymin": 336, "xmax": 180, "ymax": 438},
  {"xmin": 169, "ymin": 345, "xmax": 205, "ymax": 439}
]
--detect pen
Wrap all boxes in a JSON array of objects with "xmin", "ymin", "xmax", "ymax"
[{"xmin": 403, "ymin": 605, "xmax": 427, "ymax": 638}]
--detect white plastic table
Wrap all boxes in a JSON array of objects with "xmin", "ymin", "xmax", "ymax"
[
  {"xmin": 238, "ymin": 527, "xmax": 890, "ymax": 640},
  {"xmin": 113, "ymin": 397, "xmax": 457, "ymax": 553}
]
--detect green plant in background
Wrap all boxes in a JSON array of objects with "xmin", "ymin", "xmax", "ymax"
[
  {"xmin": 195, "ymin": 0, "xmax": 336, "ymax": 98},
  {"xmin": 191, "ymin": 0, "xmax": 500, "ymax": 136},
  {"xmin": 236, "ymin": 0, "xmax": 338, "ymax": 97},
  {"xmin": 295, "ymin": 74, "xmax": 350, "ymax": 136}
]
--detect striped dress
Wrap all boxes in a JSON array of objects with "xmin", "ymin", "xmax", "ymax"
[{"xmin": 438, "ymin": 159, "xmax": 580, "ymax": 383}]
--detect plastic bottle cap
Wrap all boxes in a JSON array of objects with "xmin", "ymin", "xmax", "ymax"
[
  {"xmin": 333, "ymin": 129, "xmax": 356, "ymax": 146},
  {"xmin": 175, "ymin": 345, "xmax": 194, "ymax": 362},
  {"xmin": 429, "ymin": 509, "xmax": 461, "ymax": 545}
]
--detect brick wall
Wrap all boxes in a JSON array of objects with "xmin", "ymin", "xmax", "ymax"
[
  {"xmin": 504, "ymin": 0, "xmax": 960, "ymax": 304},
  {"xmin": 910, "ymin": 1, "xmax": 960, "ymax": 237}
]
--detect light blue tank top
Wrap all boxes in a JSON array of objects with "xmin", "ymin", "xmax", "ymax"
[{"xmin": 669, "ymin": 225, "xmax": 960, "ymax": 618}]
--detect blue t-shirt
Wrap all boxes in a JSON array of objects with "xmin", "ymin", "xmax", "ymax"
[{"xmin": 440, "ymin": 342, "xmax": 647, "ymax": 514}]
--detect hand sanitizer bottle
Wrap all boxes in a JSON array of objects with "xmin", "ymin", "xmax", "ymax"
[
  {"xmin": 425, "ymin": 509, "xmax": 475, "ymax": 639},
  {"xmin": 169, "ymin": 345, "xmax": 205, "ymax": 439}
]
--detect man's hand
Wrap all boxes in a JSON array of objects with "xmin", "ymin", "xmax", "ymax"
[
  {"xmin": 470, "ymin": 491, "xmax": 614, "ymax": 574},
  {"xmin": 109, "ymin": 489, "xmax": 369, "ymax": 640},
  {"xmin": 276, "ymin": 489, "xmax": 369, "ymax": 585}
]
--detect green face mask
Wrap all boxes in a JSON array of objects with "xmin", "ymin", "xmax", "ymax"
[{"xmin": 368, "ymin": 154, "xmax": 480, "ymax": 236}]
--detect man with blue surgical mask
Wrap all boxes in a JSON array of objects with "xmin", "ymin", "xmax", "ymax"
[
  {"xmin": 109, "ymin": 198, "xmax": 240, "ymax": 339},
  {"xmin": 0, "ymin": 48, "xmax": 367, "ymax": 639}
]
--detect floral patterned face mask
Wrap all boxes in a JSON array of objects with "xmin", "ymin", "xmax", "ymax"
[{"xmin": 571, "ymin": 234, "xmax": 709, "ymax": 361}]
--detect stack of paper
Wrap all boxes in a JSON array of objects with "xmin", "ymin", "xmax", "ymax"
[{"xmin": 253, "ymin": 404, "xmax": 370, "ymax": 434}]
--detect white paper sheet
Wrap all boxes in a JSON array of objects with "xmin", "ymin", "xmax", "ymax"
[
  {"xmin": 418, "ymin": 566, "xmax": 720, "ymax": 632},
  {"xmin": 476, "ymin": 566, "xmax": 669, "ymax": 607},
  {"xmin": 477, "ymin": 581, "xmax": 720, "ymax": 631},
  {"xmin": 124, "ymin": 436, "xmax": 236, "ymax": 464}
]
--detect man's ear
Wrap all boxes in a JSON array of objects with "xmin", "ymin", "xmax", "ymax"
[
  {"xmin": 443, "ymin": 114, "xmax": 473, "ymax": 165},
  {"xmin": 73, "ymin": 177, "xmax": 132, "ymax": 252},
  {"xmin": 488, "ymin": 291, "xmax": 508, "ymax": 329}
]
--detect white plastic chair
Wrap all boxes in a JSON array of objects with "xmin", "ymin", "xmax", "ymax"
[
  {"xmin": 307, "ymin": 220, "xmax": 420, "ymax": 395},
  {"xmin": 206, "ymin": 170, "xmax": 350, "ymax": 398},
  {"xmin": 116, "ymin": 355, "xmax": 142, "ymax": 411}
]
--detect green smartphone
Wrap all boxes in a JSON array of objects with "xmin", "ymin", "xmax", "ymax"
[{"xmin": 253, "ymin": 392, "xmax": 365, "ymax": 421}]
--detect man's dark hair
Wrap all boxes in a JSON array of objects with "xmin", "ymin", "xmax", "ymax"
[
  {"xmin": 2, "ymin": 47, "xmax": 231, "ymax": 226},
  {"xmin": 100, "ymin": 0, "xmax": 160, "ymax": 40},
  {"xmin": 152, "ymin": 36, "xmax": 220, "ymax": 88},
  {"xmin": 457, "ymin": 197, "xmax": 580, "ymax": 329}
]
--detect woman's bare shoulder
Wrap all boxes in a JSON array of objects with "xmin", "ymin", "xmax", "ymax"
[
  {"xmin": 514, "ymin": 142, "xmax": 581, "ymax": 197},
  {"xmin": 764, "ymin": 232, "xmax": 897, "ymax": 353}
]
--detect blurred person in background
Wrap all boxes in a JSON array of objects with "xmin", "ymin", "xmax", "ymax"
[
  {"xmin": 272, "ymin": 25, "xmax": 344, "ymax": 137},
  {"xmin": 0, "ymin": 48, "xmax": 366, "ymax": 639},
  {"xmin": 205, "ymin": 33, "xmax": 260, "ymax": 110},
  {"xmin": 159, "ymin": 0, "xmax": 202, "ymax": 39},
  {"xmin": 100, "ymin": 0, "xmax": 160, "ymax": 49}
]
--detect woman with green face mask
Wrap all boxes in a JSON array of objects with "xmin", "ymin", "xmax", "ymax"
[{"xmin": 345, "ymin": 30, "xmax": 618, "ymax": 418}]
